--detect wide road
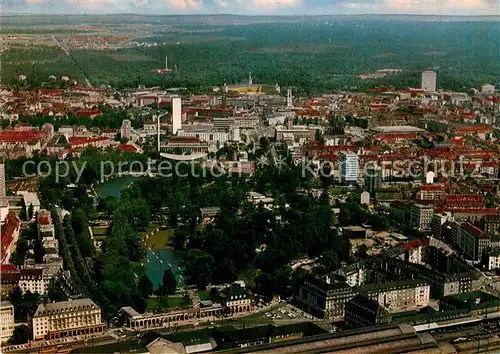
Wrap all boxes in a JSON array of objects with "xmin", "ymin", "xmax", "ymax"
[{"xmin": 52, "ymin": 35, "xmax": 94, "ymax": 88}]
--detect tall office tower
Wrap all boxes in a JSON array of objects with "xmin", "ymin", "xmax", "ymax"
[
  {"xmin": 365, "ymin": 166, "xmax": 382, "ymax": 194},
  {"xmin": 340, "ymin": 152, "xmax": 359, "ymax": 183},
  {"xmin": 421, "ymin": 71, "xmax": 437, "ymax": 92},
  {"xmin": 157, "ymin": 115, "xmax": 161, "ymax": 152},
  {"xmin": 287, "ymin": 88, "xmax": 293, "ymax": 108},
  {"xmin": 172, "ymin": 97, "xmax": 182, "ymax": 135},
  {"xmin": 0, "ymin": 163, "xmax": 6, "ymax": 197}
]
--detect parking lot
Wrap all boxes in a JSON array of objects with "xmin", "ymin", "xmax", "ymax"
[{"xmin": 260, "ymin": 302, "xmax": 316, "ymax": 323}]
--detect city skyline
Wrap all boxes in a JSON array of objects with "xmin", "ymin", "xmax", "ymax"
[{"xmin": 2, "ymin": 0, "xmax": 500, "ymax": 16}]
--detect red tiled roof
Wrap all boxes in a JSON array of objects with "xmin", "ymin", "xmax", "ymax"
[
  {"xmin": 453, "ymin": 125, "xmax": 493, "ymax": 133},
  {"xmin": 0, "ymin": 264, "xmax": 20, "ymax": 273},
  {"xmin": 38, "ymin": 89, "xmax": 63, "ymax": 96},
  {"xmin": 1, "ymin": 212, "xmax": 20, "ymax": 264},
  {"xmin": 118, "ymin": 144, "xmax": 140, "ymax": 153},
  {"xmin": 69, "ymin": 136, "xmax": 109, "ymax": 147},
  {"xmin": 76, "ymin": 109, "xmax": 102, "ymax": 118},
  {"xmin": 0, "ymin": 130, "xmax": 43, "ymax": 143},
  {"xmin": 403, "ymin": 238, "xmax": 430, "ymax": 250},
  {"xmin": 461, "ymin": 222, "xmax": 484, "ymax": 238},
  {"xmin": 37, "ymin": 211, "xmax": 52, "ymax": 225}
]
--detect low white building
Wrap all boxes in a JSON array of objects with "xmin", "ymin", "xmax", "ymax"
[
  {"xmin": 487, "ymin": 254, "xmax": 500, "ymax": 270},
  {"xmin": 481, "ymin": 84, "xmax": 496, "ymax": 95}
]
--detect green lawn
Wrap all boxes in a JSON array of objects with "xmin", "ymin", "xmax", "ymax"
[
  {"xmin": 146, "ymin": 296, "xmax": 192, "ymax": 311},
  {"xmin": 197, "ymin": 290, "xmax": 213, "ymax": 301},
  {"xmin": 233, "ymin": 312, "xmax": 272, "ymax": 324},
  {"xmin": 143, "ymin": 224, "xmax": 174, "ymax": 250},
  {"xmin": 91, "ymin": 226, "xmax": 110, "ymax": 237}
]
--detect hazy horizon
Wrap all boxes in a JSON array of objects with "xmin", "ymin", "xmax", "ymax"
[{"xmin": 2, "ymin": 0, "xmax": 500, "ymax": 16}]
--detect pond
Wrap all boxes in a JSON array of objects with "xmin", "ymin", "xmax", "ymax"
[
  {"xmin": 94, "ymin": 175, "xmax": 140, "ymax": 199},
  {"xmin": 95, "ymin": 176, "xmax": 185, "ymax": 288},
  {"xmin": 144, "ymin": 248, "xmax": 185, "ymax": 289}
]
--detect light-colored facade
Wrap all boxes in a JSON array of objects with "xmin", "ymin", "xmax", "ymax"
[
  {"xmin": 33, "ymin": 298, "xmax": 105, "ymax": 340},
  {"xmin": 19, "ymin": 267, "xmax": 46, "ymax": 294},
  {"xmin": 120, "ymin": 120, "xmax": 132, "ymax": 140},
  {"xmin": 177, "ymin": 128, "xmax": 234, "ymax": 145},
  {"xmin": 172, "ymin": 97, "xmax": 182, "ymax": 135},
  {"xmin": 488, "ymin": 255, "xmax": 500, "ymax": 270},
  {"xmin": 37, "ymin": 209, "xmax": 55, "ymax": 239},
  {"xmin": 421, "ymin": 71, "xmax": 437, "ymax": 92},
  {"xmin": 0, "ymin": 301, "xmax": 14, "ymax": 343},
  {"xmin": 220, "ymin": 284, "xmax": 252, "ymax": 313},
  {"xmin": 340, "ymin": 152, "xmax": 358, "ymax": 183},
  {"xmin": 410, "ymin": 204, "xmax": 434, "ymax": 232},
  {"xmin": 481, "ymin": 84, "xmax": 495, "ymax": 94},
  {"xmin": 362, "ymin": 281, "xmax": 430, "ymax": 312}
]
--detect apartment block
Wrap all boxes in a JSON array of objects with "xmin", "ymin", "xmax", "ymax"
[
  {"xmin": 0, "ymin": 301, "xmax": 14, "ymax": 343},
  {"xmin": 359, "ymin": 280, "xmax": 430, "ymax": 312},
  {"xmin": 410, "ymin": 204, "xmax": 434, "ymax": 232}
]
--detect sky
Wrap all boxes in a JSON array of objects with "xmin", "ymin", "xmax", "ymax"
[{"xmin": 1, "ymin": 0, "xmax": 499, "ymax": 15}]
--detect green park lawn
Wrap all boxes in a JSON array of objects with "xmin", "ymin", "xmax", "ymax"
[
  {"xmin": 146, "ymin": 296, "xmax": 192, "ymax": 311},
  {"xmin": 91, "ymin": 226, "xmax": 110, "ymax": 237},
  {"xmin": 142, "ymin": 224, "xmax": 174, "ymax": 250}
]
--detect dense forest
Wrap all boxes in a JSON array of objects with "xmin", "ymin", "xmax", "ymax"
[{"xmin": 2, "ymin": 18, "xmax": 498, "ymax": 93}]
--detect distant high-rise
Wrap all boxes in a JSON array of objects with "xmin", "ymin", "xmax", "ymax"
[
  {"xmin": 340, "ymin": 152, "xmax": 358, "ymax": 183},
  {"xmin": 365, "ymin": 166, "xmax": 382, "ymax": 194},
  {"xmin": 287, "ymin": 88, "xmax": 293, "ymax": 108},
  {"xmin": 172, "ymin": 97, "xmax": 182, "ymax": 135},
  {"xmin": 0, "ymin": 163, "xmax": 6, "ymax": 197},
  {"xmin": 421, "ymin": 71, "xmax": 437, "ymax": 92}
]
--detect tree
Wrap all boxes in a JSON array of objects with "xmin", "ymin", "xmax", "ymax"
[
  {"xmin": 183, "ymin": 249, "xmax": 215, "ymax": 290},
  {"xmin": 9, "ymin": 325, "xmax": 32, "ymax": 344},
  {"xmin": 171, "ymin": 228, "xmax": 189, "ymax": 250},
  {"xmin": 138, "ymin": 274, "xmax": 154, "ymax": 299},
  {"xmin": 48, "ymin": 278, "xmax": 68, "ymax": 302},
  {"xmin": 315, "ymin": 129, "xmax": 325, "ymax": 145},
  {"xmin": 162, "ymin": 269, "xmax": 177, "ymax": 295},
  {"xmin": 19, "ymin": 199, "xmax": 27, "ymax": 221},
  {"xmin": 28, "ymin": 204, "xmax": 34, "ymax": 221},
  {"xmin": 319, "ymin": 250, "xmax": 340, "ymax": 273},
  {"xmin": 357, "ymin": 244, "xmax": 369, "ymax": 259},
  {"xmin": 71, "ymin": 208, "xmax": 95, "ymax": 258}
]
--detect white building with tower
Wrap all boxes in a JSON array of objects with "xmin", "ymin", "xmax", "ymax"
[
  {"xmin": 421, "ymin": 71, "xmax": 437, "ymax": 92},
  {"xmin": 172, "ymin": 97, "xmax": 182, "ymax": 135},
  {"xmin": 340, "ymin": 151, "xmax": 359, "ymax": 183},
  {"xmin": 120, "ymin": 120, "xmax": 132, "ymax": 140}
]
